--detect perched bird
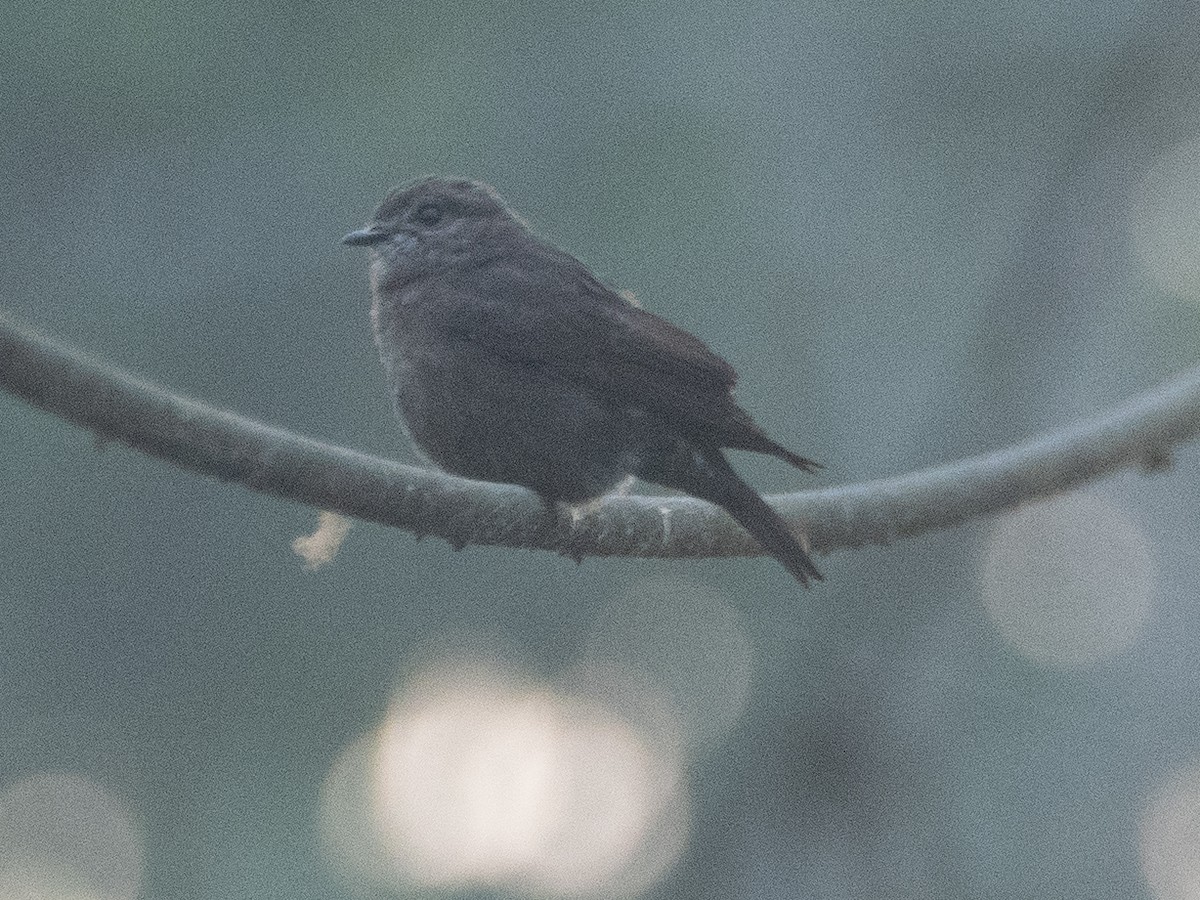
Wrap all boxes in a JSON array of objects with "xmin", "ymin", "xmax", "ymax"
[{"xmin": 344, "ymin": 177, "xmax": 822, "ymax": 584}]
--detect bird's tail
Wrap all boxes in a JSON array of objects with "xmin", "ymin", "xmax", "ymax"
[{"xmin": 656, "ymin": 447, "xmax": 823, "ymax": 586}]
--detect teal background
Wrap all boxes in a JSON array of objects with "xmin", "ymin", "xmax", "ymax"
[{"xmin": 3, "ymin": 1, "xmax": 1200, "ymax": 898}]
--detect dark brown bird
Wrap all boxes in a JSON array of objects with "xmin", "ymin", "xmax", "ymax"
[{"xmin": 344, "ymin": 177, "xmax": 822, "ymax": 584}]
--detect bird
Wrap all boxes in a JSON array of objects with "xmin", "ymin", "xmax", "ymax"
[{"xmin": 343, "ymin": 177, "xmax": 822, "ymax": 584}]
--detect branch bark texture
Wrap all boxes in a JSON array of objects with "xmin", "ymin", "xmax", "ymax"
[{"xmin": 1, "ymin": 312, "xmax": 1195, "ymax": 564}]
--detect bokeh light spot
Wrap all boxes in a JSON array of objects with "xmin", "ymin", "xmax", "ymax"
[
  {"xmin": 320, "ymin": 655, "xmax": 689, "ymax": 898},
  {"xmin": 0, "ymin": 771, "xmax": 144, "ymax": 900},
  {"xmin": 1131, "ymin": 134, "xmax": 1200, "ymax": 302},
  {"xmin": 1140, "ymin": 764, "xmax": 1200, "ymax": 900},
  {"xmin": 979, "ymin": 492, "xmax": 1154, "ymax": 668}
]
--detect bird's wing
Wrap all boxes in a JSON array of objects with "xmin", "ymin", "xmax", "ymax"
[{"xmin": 434, "ymin": 251, "xmax": 787, "ymax": 454}]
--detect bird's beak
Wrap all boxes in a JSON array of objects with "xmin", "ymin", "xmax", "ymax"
[{"xmin": 342, "ymin": 225, "xmax": 387, "ymax": 247}]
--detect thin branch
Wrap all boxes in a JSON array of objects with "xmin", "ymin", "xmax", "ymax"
[{"xmin": 1, "ymin": 311, "xmax": 1195, "ymax": 563}]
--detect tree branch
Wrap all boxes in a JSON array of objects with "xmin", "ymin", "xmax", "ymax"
[{"xmin": 1, "ymin": 311, "xmax": 1195, "ymax": 564}]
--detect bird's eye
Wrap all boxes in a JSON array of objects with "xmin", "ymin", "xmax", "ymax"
[{"xmin": 413, "ymin": 202, "xmax": 444, "ymax": 227}]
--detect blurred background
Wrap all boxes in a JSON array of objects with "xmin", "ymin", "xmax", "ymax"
[{"xmin": 2, "ymin": 1, "xmax": 1200, "ymax": 898}]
